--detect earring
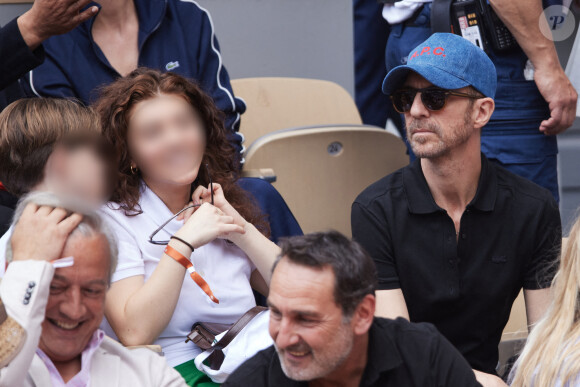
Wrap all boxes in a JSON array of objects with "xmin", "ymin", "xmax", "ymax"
[{"xmin": 130, "ymin": 165, "xmax": 138, "ymax": 175}]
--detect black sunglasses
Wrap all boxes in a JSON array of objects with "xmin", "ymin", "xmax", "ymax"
[
  {"xmin": 390, "ymin": 87, "xmax": 484, "ymax": 113},
  {"xmin": 148, "ymin": 164, "xmax": 214, "ymax": 245}
]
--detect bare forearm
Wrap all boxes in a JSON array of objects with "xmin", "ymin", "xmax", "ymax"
[
  {"xmin": 107, "ymin": 242, "xmax": 189, "ymax": 346},
  {"xmin": 375, "ymin": 289, "xmax": 410, "ymax": 320},
  {"xmin": 474, "ymin": 369, "xmax": 509, "ymax": 386},
  {"xmin": 489, "ymin": 0, "xmax": 577, "ymax": 134},
  {"xmin": 524, "ymin": 288, "xmax": 551, "ymax": 328},
  {"xmin": 489, "ymin": 0, "xmax": 560, "ymax": 70},
  {"xmin": 229, "ymin": 223, "xmax": 280, "ymax": 285}
]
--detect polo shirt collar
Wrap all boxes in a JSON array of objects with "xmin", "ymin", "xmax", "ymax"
[
  {"xmin": 402, "ymin": 158, "xmax": 439, "ymax": 214},
  {"xmin": 468, "ymin": 154, "xmax": 497, "ymax": 212},
  {"xmin": 133, "ymin": 0, "xmax": 167, "ymax": 47},
  {"xmin": 360, "ymin": 319, "xmax": 403, "ymax": 384},
  {"xmin": 139, "ymin": 182, "xmax": 183, "ymax": 238},
  {"xmin": 403, "ymin": 153, "xmax": 497, "ymax": 215},
  {"xmin": 266, "ymin": 320, "xmax": 404, "ymax": 386}
]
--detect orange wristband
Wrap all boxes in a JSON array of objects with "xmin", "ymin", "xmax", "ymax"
[{"xmin": 164, "ymin": 245, "xmax": 219, "ymax": 304}]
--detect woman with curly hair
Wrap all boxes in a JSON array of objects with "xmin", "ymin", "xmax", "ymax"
[{"xmin": 94, "ymin": 68, "xmax": 279, "ymax": 386}]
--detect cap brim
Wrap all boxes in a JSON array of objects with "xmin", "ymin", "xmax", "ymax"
[{"xmin": 382, "ymin": 64, "xmax": 471, "ymax": 95}]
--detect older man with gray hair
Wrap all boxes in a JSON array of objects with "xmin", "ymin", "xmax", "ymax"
[{"xmin": 0, "ymin": 192, "xmax": 186, "ymax": 386}]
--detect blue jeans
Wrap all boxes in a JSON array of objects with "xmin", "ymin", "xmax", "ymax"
[{"xmin": 385, "ymin": 4, "xmax": 559, "ymax": 201}]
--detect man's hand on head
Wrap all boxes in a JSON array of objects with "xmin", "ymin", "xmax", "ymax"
[
  {"xmin": 10, "ymin": 203, "xmax": 82, "ymax": 263},
  {"xmin": 17, "ymin": 0, "xmax": 99, "ymax": 50}
]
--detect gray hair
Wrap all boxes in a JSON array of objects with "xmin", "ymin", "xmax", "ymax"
[{"xmin": 6, "ymin": 191, "xmax": 118, "ymax": 283}]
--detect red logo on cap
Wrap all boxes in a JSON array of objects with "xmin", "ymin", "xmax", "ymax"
[{"xmin": 408, "ymin": 46, "xmax": 446, "ymax": 61}]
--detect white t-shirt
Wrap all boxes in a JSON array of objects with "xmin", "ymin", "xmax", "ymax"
[
  {"xmin": 99, "ymin": 184, "xmax": 257, "ymax": 367},
  {"xmin": 382, "ymin": 0, "xmax": 432, "ymax": 24},
  {"xmin": 0, "ymin": 227, "xmax": 10, "ymax": 278}
]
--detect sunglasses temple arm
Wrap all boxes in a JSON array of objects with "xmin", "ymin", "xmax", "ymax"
[{"xmin": 148, "ymin": 204, "xmax": 198, "ymax": 243}]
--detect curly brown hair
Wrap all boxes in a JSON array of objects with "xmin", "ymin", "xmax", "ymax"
[{"xmin": 93, "ymin": 68, "xmax": 269, "ymax": 235}]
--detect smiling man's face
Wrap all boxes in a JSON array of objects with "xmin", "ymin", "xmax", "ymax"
[
  {"xmin": 267, "ymin": 258, "xmax": 354, "ymax": 382},
  {"xmin": 39, "ymin": 232, "xmax": 110, "ymax": 362}
]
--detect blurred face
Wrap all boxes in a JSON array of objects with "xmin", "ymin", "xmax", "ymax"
[
  {"xmin": 39, "ymin": 233, "xmax": 110, "ymax": 363},
  {"xmin": 127, "ymin": 93, "xmax": 206, "ymax": 188},
  {"xmin": 268, "ymin": 258, "xmax": 354, "ymax": 381},
  {"xmin": 48, "ymin": 146, "xmax": 110, "ymax": 205},
  {"xmin": 403, "ymin": 73, "xmax": 476, "ymax": 159}
]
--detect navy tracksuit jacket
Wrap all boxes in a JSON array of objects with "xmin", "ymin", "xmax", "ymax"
[{"xmin": 21, "ymin": 0, "xmax": 246, "ymax": 157}]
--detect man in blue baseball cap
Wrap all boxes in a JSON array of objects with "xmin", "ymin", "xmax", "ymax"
[{"xmin": 352, "ymin": 33, "xmax": 561, "ymax": 387}]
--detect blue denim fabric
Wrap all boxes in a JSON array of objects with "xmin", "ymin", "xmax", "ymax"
[
  {"xmin": 354, "ymin": 0, "xmax": 403, "ymax": 129},
  {"xmin": 384, "ymin": 4, "xmax": 559, "ymax": 201}
]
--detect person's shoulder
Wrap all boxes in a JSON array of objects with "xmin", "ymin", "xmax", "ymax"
[
  {"xmin": 98, "ymin": 336, "xmax": 161, "ymax": 363},
  {"xmin": 353, "ymin": 165, "xmax": 408, "ymax": 208},
  {"xmin": 98, "ymin": 337, "xmax": 170, "ymax": 370},
  {"xmin": 98, "ymin": 337, "xmax": 186, "ymax": 385},
  {"xmin": 99, "ymin": 335, "xmax": 138, "ymax": 354},
  {"xmin": 373, "ymin": 319, "xmax": 479, "ymax": 386},
  {"xmin": 493, "ymin": 162, "xmax": 557, "ymax": 206},
  {"xmin": 99, "ymin": 186, "xmax": 145, "ymax": 220},
  {"xmin": 223, "ymin": 346, "xmax": 277, "ymax": 386},
  {"xmin": 98, "ymin": 202, "xmax": 143, "ymax": 236},
  {"xmin": 374, "ymin": 318, "xmax": 458, "ymax": 363},
  {"xmin": 375, "ymin": 317, "xmax": 441, "ymax": 339},
  {"xmin": 99, "ymin": 202, "xmax": 130, "ymax": 222},
  {"xmin": 167, "ymin": 0, "xmax": 209, "ymax": 20}
]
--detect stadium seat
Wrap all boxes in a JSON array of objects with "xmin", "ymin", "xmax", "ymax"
[
  {"xmin": 231, "ymin": 77, "xmax": 362, "ymax": 148},
  {"xmin": 243, "ymin": 124, "xmax": 407, "ymax": 236}
]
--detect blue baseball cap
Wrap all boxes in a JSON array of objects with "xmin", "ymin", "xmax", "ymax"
[{"xmin": 382, "ymin": 33, "xmax": 497, "ymax": 98}]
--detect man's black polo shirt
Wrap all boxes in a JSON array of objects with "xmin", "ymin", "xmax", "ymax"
[
  {"xmin": 351, "ymin": 154, "xmax": 561, "ymax": 374},
  {"xmin": 223, "ymin": 317, "xmax": 481, "ymax": 387}
]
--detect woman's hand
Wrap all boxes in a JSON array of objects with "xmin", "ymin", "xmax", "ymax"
[
  {"xmin": 173, "ymin": 202, "xmax": 245, "ymax": 249},
  {"xmin": 184, "ymin": 183, "xmax": 247, "ymax": 229},
  {"xmin": 180, "ymin": 186, "xmax": 278, "ymax": 286}
]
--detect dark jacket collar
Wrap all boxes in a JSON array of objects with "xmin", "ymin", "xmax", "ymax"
[
  {"xmin": 403, "ymin": 153, "xmax": 497, "ymax": 215},
  {"xmin": 86, "ymin": 0, "xmax": 167, "ymax": 49}
]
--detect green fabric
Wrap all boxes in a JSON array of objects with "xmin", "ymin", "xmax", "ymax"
[{"xmin": 174, "ymin": 358, "xmax": 220, "ymax": 387}]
